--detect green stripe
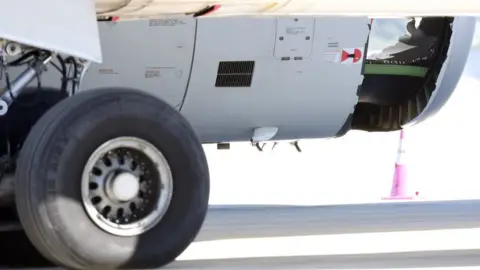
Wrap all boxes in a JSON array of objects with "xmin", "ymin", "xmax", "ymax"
[{"xmin": 364, "ymin": 64, "xmax": 428, "ymax": 77}]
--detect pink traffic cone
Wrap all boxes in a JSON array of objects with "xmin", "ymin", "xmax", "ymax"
[{"xmin": 382, "ymin": 130, "xmax": 419, "ymax": 200}]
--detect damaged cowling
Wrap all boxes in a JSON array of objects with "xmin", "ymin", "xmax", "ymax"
[
  {"xmin": 351, "ymin": 17, "xmax": 453, "ymax": 132},
  {"xmin": 358, "ymin": 17, "xmax": 448, "ymax": 106}
]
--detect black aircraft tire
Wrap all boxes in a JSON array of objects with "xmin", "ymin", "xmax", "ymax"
[{"xmin": 14, "ymin": 88, "xmax": 210, "ymax": 269}]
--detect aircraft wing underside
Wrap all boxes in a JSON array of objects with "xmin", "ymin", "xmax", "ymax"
[{"xmin": 96, "ymin": 0, "xmax": 478, "ymax": 18}]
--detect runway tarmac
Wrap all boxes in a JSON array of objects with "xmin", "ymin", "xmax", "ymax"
[{"xmin": 2, "ymin": 199, "xmax": 480, "ymax": 269}]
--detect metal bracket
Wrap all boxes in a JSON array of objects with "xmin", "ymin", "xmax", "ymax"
[{"xmin": 0, "ymin": 53, "xmax": 53, "ymax": 115}]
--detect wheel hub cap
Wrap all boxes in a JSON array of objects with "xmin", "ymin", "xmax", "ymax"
[{"xmin": 107, "ymin": 172, "xmax": 140, "ymax": 202}]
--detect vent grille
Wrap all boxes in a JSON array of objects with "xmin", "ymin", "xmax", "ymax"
[{"xmin": 215, "ymin": 61, "xmax": 255, "ymax": 87}]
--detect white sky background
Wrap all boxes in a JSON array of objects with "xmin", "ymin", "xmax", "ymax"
[{"xmin": 206, "ymin": 18, "xmax": 480, "ymax": 206}]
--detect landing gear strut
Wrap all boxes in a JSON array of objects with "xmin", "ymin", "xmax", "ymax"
[{"xmin": 0, "ymin": 51, "xmax": 53, "ymax": 115}]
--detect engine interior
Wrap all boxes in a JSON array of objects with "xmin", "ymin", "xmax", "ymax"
[{"xmin": 352, "ymin": 17, "xmax": 453, "ymax": 132}]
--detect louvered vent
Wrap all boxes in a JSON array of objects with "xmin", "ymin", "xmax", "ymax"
[{"xmin": 215, "ymin": 61, "xmax": 255, "ymax": 87}]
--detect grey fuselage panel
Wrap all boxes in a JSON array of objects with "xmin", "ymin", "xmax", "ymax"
[
  {"xmin": 1, "ymin": 16, "xmax": 371, "ymax": 143},
  {"xmin": 181, "ymin": 16, "xmax": 368, "ymax": 142}
]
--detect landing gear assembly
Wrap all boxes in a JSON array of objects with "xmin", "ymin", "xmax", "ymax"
[{"xmin": 0, "ymin": 41, "xmax": 210, "ymax": 269}]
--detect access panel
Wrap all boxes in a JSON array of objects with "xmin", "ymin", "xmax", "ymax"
[{"xmin": 79, "ymin": 18, "xmax": 196, "ymax": 107}]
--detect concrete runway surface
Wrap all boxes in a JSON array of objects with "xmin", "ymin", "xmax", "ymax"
[{"xmin": 2, "ymin": 199, "xmax": 480, "ymax": 270}]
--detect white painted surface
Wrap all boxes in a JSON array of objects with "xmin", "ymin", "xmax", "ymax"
[{"xmin": 0, "ymin": 0, "xmax": 102, "ymax": 62}]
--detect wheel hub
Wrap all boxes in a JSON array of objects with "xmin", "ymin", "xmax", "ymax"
[
  {"xmin": 81, "ymin": 137, "xmax": 174, "ymax": 237},
  {"xmin": 106, "ymin": 172, "xmax": 140, "ymax": 202}
]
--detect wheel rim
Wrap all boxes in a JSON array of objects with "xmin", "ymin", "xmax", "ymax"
[{"xmin": 81, "ymin": 137, "xmax": 173, "ymax": 237}]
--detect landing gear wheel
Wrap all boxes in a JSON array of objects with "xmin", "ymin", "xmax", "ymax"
[{"xmin": 14, "ymin": 88, "xmax": 210, "ymax": 269}]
